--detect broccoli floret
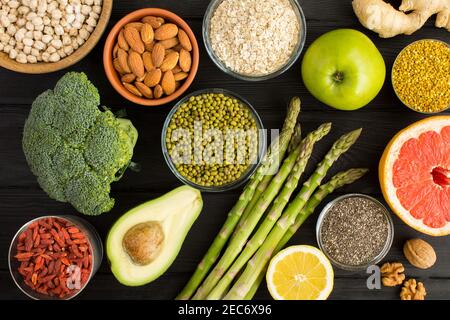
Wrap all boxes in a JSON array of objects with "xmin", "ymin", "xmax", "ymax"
[
  {"xmin": 22, "ymin": 72, "xmax": 138, "ymax": 216},
  {"xmin": 65, "ymin": 171, "xmax": 115, "ymax": 216}
]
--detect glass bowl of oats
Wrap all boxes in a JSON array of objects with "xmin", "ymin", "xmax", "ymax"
[{"xmin": 203, "ymin": 0, "xmax": 306, "ymax": 81}]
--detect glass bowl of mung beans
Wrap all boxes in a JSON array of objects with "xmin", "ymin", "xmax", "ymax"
[
  {"xmin": 392, "ymin": 39, "xmax": 450, "ymax": 114},
  {"xmin": 162, "ymin": 89, "xmax": 266, "ymax": 192}
]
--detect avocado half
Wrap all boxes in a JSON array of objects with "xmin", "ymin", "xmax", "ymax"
[{"xmin": 106, "ymin": 186, "xmax": 203, "ymax": 286}]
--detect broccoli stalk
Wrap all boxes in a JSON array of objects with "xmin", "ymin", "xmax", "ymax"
[{"xmin": 22, "ymin": 72, "xmax": 138, "ymax": 216}]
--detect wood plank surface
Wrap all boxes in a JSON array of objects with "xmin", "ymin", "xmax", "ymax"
[{"xmin": 0, "ymin": 0, "xmax": 448, "ymax": 300}]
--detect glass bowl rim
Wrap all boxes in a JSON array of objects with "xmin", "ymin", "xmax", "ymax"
[
  {"xmin": 8, "ymin": 215, "xmax": 101, "ymax": 300},
  {"xmin": 161, "ymin": 88, "xmax": 267, "ymax": 192},
  {"xmin": 202, "ymin": 0, "xmax": 307, "ymax": 82},
  {"xmin": 391, "ymin": 38, "xmax": 450, "ymax": 115},
  {"xmin": 315, "ymin": 193, "xmax": 394, "ymax": 272}
]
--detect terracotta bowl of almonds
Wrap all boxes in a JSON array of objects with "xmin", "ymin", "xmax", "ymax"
[{"xmin": 103, "ymin": 8, "xmax": 199, "ymax": 106}]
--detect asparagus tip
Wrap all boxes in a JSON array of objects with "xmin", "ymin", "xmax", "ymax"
[
  {"xmin": 289, "ymin": 96, "xmax": 301, "ymax": 110},
  {"xmin": 332, "ymin": 168, "xmax": 369, "ymax": 186},
  {"xmin": 321, "ymin": 122, "xmax": 332, "ymax": 134}
]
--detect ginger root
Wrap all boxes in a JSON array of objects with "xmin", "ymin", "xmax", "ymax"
[{"xmin": 352, "ymin": 0, "xmax": 450, "ymax": 38}]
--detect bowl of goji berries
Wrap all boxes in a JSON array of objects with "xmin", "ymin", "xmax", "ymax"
[{"xmin": 8, "ymin": 216, "xmax": 103, "ymax": 300}]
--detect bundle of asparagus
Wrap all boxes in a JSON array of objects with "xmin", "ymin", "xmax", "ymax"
[{"xmin": 177, "ymin": 97, "xmax": 367, "ymax": 300}]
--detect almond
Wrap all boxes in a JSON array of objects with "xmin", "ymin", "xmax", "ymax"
[
  {"xmin": 145, "ymin": 41, "xmax": 155, "ymax": 52},
  {"xmin": 123, "ymin": 82, "xmax": 142, "ymax": 97},
  {"xmin": 173, "ymin": 44, "xmax": 183, "ymax": 52},
  {"xmin": 113, "ymin": 58, "xmax": 125, "ymax": 74},
  {"xmin": 113, "ymin": 43, "xmax": 119, "ymax": 58},
  {"xmin": 117, "ymin": 48, "xmax": 131, "ymax": 73},
  {"xmin": 142, "ymin": 51, "xmax": 154, "ymax": 72},
  {"xmin": 121, "ymin": 73, "xmax": 136, "ymax": 83},
  {"xmin": 161, "ymin": 70, "xmax": 176, "ymax": 95},
  {"xmin": 178, "ymin": 29, "xmax": 192, "ymax": 51},
  {"xmin": 140, "ymin": 23, "xmax": 154, "ymax": 44},
  {"xmin": 175, "ymin": 81, "xmax": 181, "ymax": 91},
  {"xmin": 118, "ymin": 30, "xmax": 129, "ymax": 50},
  {"xmin": 126, "ymin": 22, "xmax": 143, "ymax": 32},
  {"xmin": 144, "ymin": 68, "xmax": 162, "ymax": 87},
  {"xmin": 159, "ymin": 37, "xmax": 179, "ymax": 49},
  {"xmin": 165, "ymin": 49, "xmax": 176, "ymax": 56},
  {"xmin": 154, "ymin": 23, "xmax": 178, "ymax": 41},
  {"xmin": 135, "ymin": 82, "xmax": 153, "ymax": 98},
  {"xmin": 179, "ymin": 48, "xmax": 192, "ymax": 72},
  {"xmin": 160, "ymin": 51, "xmax": 179, "ymax": 72},
  {"xmin": 124, "ymin": 26, "xmax": 145, "ymax": 54},
  {"xmin": 172, "ymin": 65, "xmax": 182, "ymax": 74},
  {"xmin": 152, "ymin": 43, "xmax": 165, "ymax": 67},
  {"xmin": 153, "ymin": 84, "xmax": 163, "ymax": 99},
  {"xmin": 142, "ymin": 16, "xmax": 164, "ymax": 29},
  {"xmin": 128, "ymin": 50, "xmax": 145, "ymax": 78},
  {"xmin": 174, "ymin": 72, "xmax": 188, "ymax": 81},
  {"xmin": 136, "ymin": 72, "xmax": 147, "ymax": 83}
]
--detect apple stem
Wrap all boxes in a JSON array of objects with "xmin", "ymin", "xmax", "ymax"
[{"xmin": 333, "ymin": 71, "xmax": 344, "ymax": 83}]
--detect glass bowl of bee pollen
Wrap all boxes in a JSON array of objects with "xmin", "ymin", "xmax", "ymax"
[{"xmin": 392, "ymin": 39, "xmax": 450, "ymax": 114}]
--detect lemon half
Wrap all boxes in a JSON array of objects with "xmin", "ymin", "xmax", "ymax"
[{"xmin": 266, "ymin": 245, "xmax": 334, "ymax": 300}]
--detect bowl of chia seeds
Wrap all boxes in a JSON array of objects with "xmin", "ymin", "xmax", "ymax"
[
  {"xmin": 316, "ymin": 194, "xmax": 394, "ymax": 271},
  {"xmin": 161, "ymin": 88, "xmax": 266, "ymax": 192}
]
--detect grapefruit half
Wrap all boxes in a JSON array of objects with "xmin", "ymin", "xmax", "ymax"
[{"xmin": 379, "ymin": 116, "xmax": 450, "ymax": 236}]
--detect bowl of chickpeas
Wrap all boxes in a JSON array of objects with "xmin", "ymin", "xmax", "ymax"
[{"xmin": 0, "ymin": 0, "xmax": 112, "ymax": 74}]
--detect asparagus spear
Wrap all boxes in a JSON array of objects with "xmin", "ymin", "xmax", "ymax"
[
  {"xmin": 238, "ymin": 122, "xmax": 302, "ymax": 232},
  {"xmin": 243, "ymin": 168, "xmax": 368, "ymax": 300},
  {"xmin": 176, "ymin": 99, "xmax": 300, "ymax": 300},
  {"xmin": 206, "ymin": 124, "xmax": 330, "ymax": 299},
  {"xmin": 236, "ymin": 99, "xmax": 302, "ymax": 232},
  {"xmin": 192, "ymin": 123, "xmax": 331, "ymax": 300},
  {"xmin": 224, "ymin": 129, "xmax": 362, "ymax": 300},
  {"xmin": 288, "ymin": 123, "xmax": 302, "ymax": 153}
]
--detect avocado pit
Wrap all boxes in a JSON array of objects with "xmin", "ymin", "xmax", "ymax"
[{"xmin": 122, "ymin": 222, "xmax": 165, "ymax": 266}]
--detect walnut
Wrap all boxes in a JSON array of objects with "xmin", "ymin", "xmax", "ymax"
[
  {"xmin": 400, "ymin": 279, "xmax": 426, "ymax": 300},
  {"xmin": 403, "ymin": 239, "xmax": 436, "ymax": 269},
  {"xmin": 380, "ymin": 262, "xmax": 405, "ymax": 286}
]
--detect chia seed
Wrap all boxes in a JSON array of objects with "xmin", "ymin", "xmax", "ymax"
[{"xmin": 320, "ymin": 196, "xmax": 390, "ymax": 266}]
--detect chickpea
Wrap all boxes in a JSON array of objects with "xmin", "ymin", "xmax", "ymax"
[
  {"xmin": 8, "ymin": 47, "xmax": 17, "ymax": 59},
  {"xmin": 23, "ymin": 45, "xmax": 31, "ymax": 54},
  {"xmin": 16, "ymin": 52, "xmax": 27, "ymax": 63},
  {"xmin": 48, "ymin": 51, "xmax": 59, "ymax": 62},
  {"xmin": 22, "ymin": 37, "xmax": 33, "ymax": 46},
  {"xmin": 26, "ymin": 54, "xmax": 37, "ymax": 63}
]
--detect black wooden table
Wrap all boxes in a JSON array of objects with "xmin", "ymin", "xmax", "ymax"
[{"xmin": 0, "ymin": 0, "xmax": 449, "ymax": 300}]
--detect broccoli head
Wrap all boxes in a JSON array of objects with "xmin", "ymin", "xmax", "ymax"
[{"xmin": 22, "ymin": 72, "xmax": 138, "ymax": 216}]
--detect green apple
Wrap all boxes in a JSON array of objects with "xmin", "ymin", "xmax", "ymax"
[{"xmin": 301, "ymin": 29, "xmax": 385, "ymax": 111}]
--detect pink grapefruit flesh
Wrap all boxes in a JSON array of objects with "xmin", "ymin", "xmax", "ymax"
[{"xmin": 379, "ymin": 116, "xmax": 450, "ymax": 236}]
